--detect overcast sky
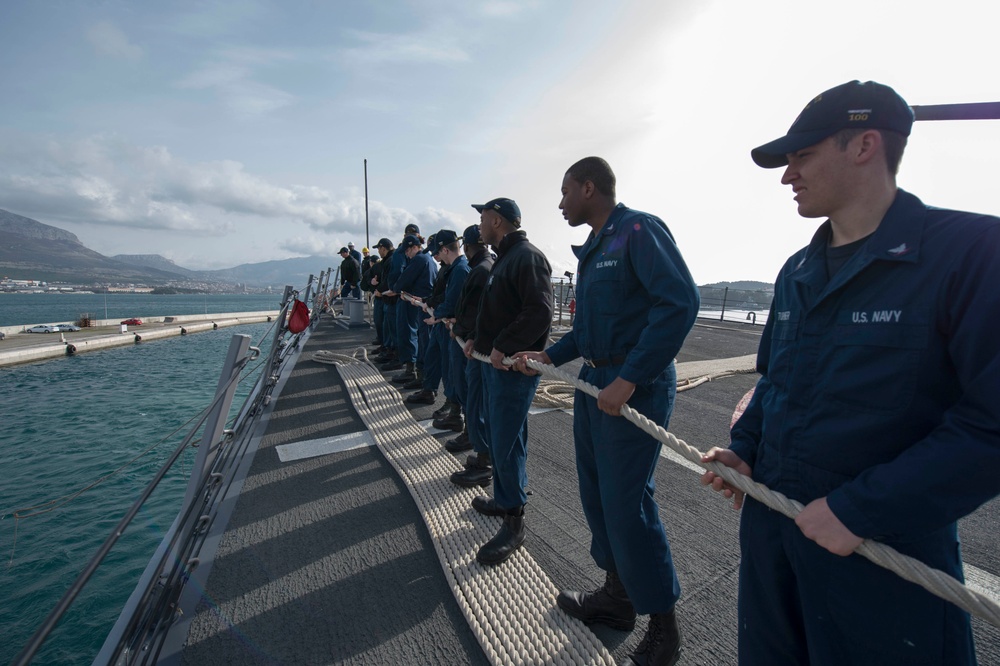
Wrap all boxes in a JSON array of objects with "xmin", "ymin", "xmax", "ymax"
[{"xmin": 2, "ymin": 0, "xmax": 998, "ymax": 284}]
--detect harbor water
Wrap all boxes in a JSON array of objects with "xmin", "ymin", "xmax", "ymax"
[{"xmin": 0, "ymin": 296, "xmax": 282, "ymax": 665}]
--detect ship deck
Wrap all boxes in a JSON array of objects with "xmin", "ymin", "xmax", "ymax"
[{"xmin": 171, "ymin": 316, "xmax": 1000, "ymax": 665}]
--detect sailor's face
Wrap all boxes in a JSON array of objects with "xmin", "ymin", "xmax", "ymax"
[
  {"xmin": 559, "ymin": 173, "xmax": 588, "ymax": 227},
  {"xmin": 479, "ymin": 212, "xmax": 497, "ymax": 246},
  {"xmin": 781, "ymin": 135, "xmax": 853, "ymax": 220}
]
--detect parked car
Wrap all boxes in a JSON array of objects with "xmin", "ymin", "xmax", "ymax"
[
  {"xmin": 58, "ymin": 324, "xmax": 82, "ymax": 332},
  {"xmin": 120, "ymin": 318, "xmax": 143, "ymax": 326},
  {"xmin": 25, "ymin": 324, "xmax": 60, "ymax": 333}
]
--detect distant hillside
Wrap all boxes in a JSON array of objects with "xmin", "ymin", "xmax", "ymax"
[
  {"xmin": 204, "ymin": 255, "xmax": 339, "ymax": 288},
  {"xmin": 0, "ymin": 208, "xmax": 337, "ymax": 288},
  {"xmin": 112, "ymin": 254, "xmax": 199, "ymax": 277}
]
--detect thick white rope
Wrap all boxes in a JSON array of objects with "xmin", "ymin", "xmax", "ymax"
[
  {"xmin": 399, "ymin": 292, "xmax": 1000, "ymax": 627},
  {"xmin": 329, "ymin": 358, "xmax": 616, "ymax": 666}
]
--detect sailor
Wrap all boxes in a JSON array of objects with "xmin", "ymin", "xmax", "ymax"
[
  {"xmin": 338, "ymin": 247, "xmax": 361, "ymax": 300},
  {"xmin": 514, "ymin": 157, "xmax": 698, "ymax": 666},
  {"xmin": 347, "ymin": 241, "xmax": 363, "ymax": 266},
  {"xmin": 406, "ymin": 234, "xmax": 452, "ymax": 402},
  {"xmin": 389, "ymin": 233, "xmax": 437, "ymax": 385},
  {"xmin": 425, "ymin": 228, "xmax": 470, "ymax": 427},
  {"xmin": 464, "ymin": 197, "xmax": 552, "ymax": 566},
  {"xmin": 447, "ymin": 224, "xmax": 495, "ymax": 461},
  {"xmin": 371, "ymin": 238, "xmax": 398, "ymax": 365},
  {"xmin": 702, "ymin": 80, "xmax": 1000, "ymax": 665},
  {"xmin": 381, "ymin": 223, "xmax": 420, "ymax": 373}
]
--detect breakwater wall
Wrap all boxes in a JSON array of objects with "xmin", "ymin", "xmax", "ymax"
[{"xmin": 0, "ymin": 311, "xmax": 281, "ymax": 368}]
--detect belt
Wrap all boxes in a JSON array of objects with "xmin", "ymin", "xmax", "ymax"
[{"xmin": 582, "ymin": 354, "xmax": 627, "ymax": 368}]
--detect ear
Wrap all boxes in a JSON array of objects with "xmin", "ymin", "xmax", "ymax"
[
  {"xmin": 854, "ymin": 130, "xmax": 883, "ymax": 166},
  {"xmin": 582, "ymin": 179, "xmax": 597, "ymax": 199}
]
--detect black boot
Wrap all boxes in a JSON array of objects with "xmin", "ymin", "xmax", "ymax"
[
  {"xmin": 380, "ymin": 357, "xmax": 403, "ymax": 371},
  {"xmin": 556, "ymin": 570, "xmax": 637, "ymax": 631},
  {"xmin": 406, "ymin": 388, "xmax": 437, "ymax": 405},
  {"xmin": 392, "ymin": 362, "xmax": 416, "ymax": 384},
  {"xmin": 432, "ymin": 400, "xmax": 454, "ymax": 420},
  {"xmin": 470, "ymin": 494, "xmax": 505, "ymax": 515},
  {"xmin": 445, "ymin": 428, "xmax": 472, "ymax": 453},
  {"xmin": 629, "ymin": 610, "xmax": 681, "ymax": 666},
  {"xmin": 433, "ymin": 403, "xmax": 464, "ymax": 432},
  {"xmin": 475, "ymin": 507, "xmax": 525, "ymax": 566},
  {"xmin": 403, "ymin": 367, "xmax": 424, "ymax": 390},
  {"xmin": 450, "ymin": 453, "xmax": 492, "ymax": 488}
]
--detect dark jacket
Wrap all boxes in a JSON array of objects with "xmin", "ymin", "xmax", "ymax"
[
  {"xmin": 453, "ymin": 248, "xmax": 494, "ymax": 340},
  {"xmin": 473, "ymin": 230, "xmax": 552, "ymax": 355},
  {"xmin": 375, "ymin": 249, "xmax": 397, "ymax": 303},
  {"xmin": 340, "ymin": 255, "xmax": 361, "ymax": 285},
  {"xmin": 436, "ymin": 255, "xmax": 469, "ymax": 319},
  {"xmin": 361, "ymin": 257, "xmax": 379, "ymax": 293}
]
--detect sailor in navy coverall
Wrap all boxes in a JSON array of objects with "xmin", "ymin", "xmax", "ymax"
[
  {"xmin": 516, "ymin": 157, "xmax": 698, "ymax": 666},
  {"xmin": 703, "ymin": 81, "xmax": 1000, "ymax": 665}
]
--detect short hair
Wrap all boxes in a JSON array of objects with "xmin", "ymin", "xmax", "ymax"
[
  {"xmin": 441, "ymin": 240, "xmax": 460, "ymax": 254},
  {"xmin": 834, "ymin": 128, "xmax": 907, "ymax": 175},
  {"xmin": 566, "ymin": 156, "xmax": 616, "ymax": 198}
]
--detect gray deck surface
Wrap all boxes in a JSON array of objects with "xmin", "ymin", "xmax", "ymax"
[{"xmin": 180, "ymin": 316, "xmax": 1000, "ymax": 665}]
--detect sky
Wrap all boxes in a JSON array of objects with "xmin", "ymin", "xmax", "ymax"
[{"xmin": 1, "ymin": 0, "xmax": 999, "ymax": 284}]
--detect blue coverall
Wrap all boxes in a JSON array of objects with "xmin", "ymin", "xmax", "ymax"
[
  {"xmin": 392, "ymin": 251, "xmax": 436, "ymax": 365},
  {"xmin": 546, "ymin": 203, "xmax": 699, "ymax": 615},
  {"xmin": 730, "ymin": 190, "xmax": 1000, "ymax": 665},
  {"xmin": 434, "ymin": 255, "xmax": 469, "ymax": 400}
]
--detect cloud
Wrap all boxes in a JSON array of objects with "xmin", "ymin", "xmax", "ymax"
[
  {"xmin": 0, "ymin": 133, "xmax": 463, "ymax": 244},
  {"xmin": 86, "ymin": 21, "xmax": 143, "ymax": 60},
  {"xmin": 338, "ymin": 29, "xmax": 470, "ymax": 66},
  {"xmin": 177, "ymin": 50, "xmax": 297, "ymax": 118}
]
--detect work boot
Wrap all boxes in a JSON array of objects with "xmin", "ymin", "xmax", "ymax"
[
  {"xmin": 403, "ymin": 367, "xmax": 424, "ymax": 390},
  {"xmin": 557, "ymin": 570, "xmax": 637, "ymax": 631},
  {"xmin": 433, "ymin": 403, "xmax": 464, "ymax": 432},
  {"xmin": 374, "ymin": 350, "xmax": 394, "ymax": 363},
  {"xmin": 432, "ymin": 400, "xmax": 455, "ymax": 420},
  {"xmin": 445, "ymin": 429, "xmax": 472, "ymax": 453},
  {"xmin": 470, "ymin": 493, "xmax": 505, "ymax": 515},
  {"xmin": 392, "ymin": 362, "xmax": 416, "ymax": 384},
  {"xmin": 476, "ymin": 507, "xmax": 525, "ymax": 566},
  {"xmin": 380, "ymin": 357, "xmax": 403, "ymax": 371},
  {"xmin": 629, "ymin": 610, "xmax": 681, "ymax": 666},
  {"xmin": 450, "ymin": 453, "xmax": 492, "ymax": 488},
  {"xmin": 406, "ymin": 389, "xmax": 437, "ymax": 405}
]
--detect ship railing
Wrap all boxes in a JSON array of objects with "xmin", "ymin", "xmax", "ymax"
[{"xmin": 12, "ymin": 279, "xmax": 319, "ymax": 666}]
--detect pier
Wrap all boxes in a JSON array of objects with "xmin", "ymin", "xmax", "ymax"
[{"xmin": 0, "ymin": 311, "xmax": 280, "ymax": 368}]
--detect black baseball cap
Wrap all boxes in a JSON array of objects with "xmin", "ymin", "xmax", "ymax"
[
  {"xmin": 472, "ymin": 197, "xmax": 521, "ymax": 227},
  {"xmin": 375, "ymin": 237, "xmax": 394, "ymax": 249},
  {"xmin": 463, "ymin": 224, "xmax": 484, "ymax": 246},
  {"xmin": 401, "ymin": 234, "xmax": 422, "ymax": 250},
  {"xmin": 751, "ymin": 80, "xmax": 914, "ymax": 169},
  {"xmin": 338, "ymin": 247, "xmax": 349, "ymax": 254},
  {"xmin": 404, "ymin": 223, "xmax": 420, "ymax": 234},
  {"xmin": 424, "ymin": 234, "xmax": 437, "ymax": 254},
  {"xmin": 435, "ymin": 229, "xmax": 459, "ymax": 247}
]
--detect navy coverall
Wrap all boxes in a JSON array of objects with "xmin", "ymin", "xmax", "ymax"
[
  {"xmin": 546, "ymin": 203, "xmax": 699, "ymax": 615},
  {"xmin": 730, "ymin": 190, "xmax": 1000, "ymax": 665},
  {"xmin": 392, "ymin": 250, "xmax": 436, "ymax": 364},
  {"xmin": 435, "ymin": 254, "xmax": 469, "ymax": 401}
]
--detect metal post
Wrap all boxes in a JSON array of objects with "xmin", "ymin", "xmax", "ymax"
[
  {"xmin": 364, "ymin": 159, "xmax": 370, "ymax": 250},
  {"xmin": 181, "ymin": 334, "xmax": 252, "ymax": 510},
  {"xmin": 720, "ymin": 286, "xmax": 729, "ymax": 322}
]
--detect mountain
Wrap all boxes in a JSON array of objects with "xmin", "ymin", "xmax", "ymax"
[
  {"xmin": 700, "ymin": 280, "xmax": 773, "ymax": 292},
  {"xmin": 112, "ymin": 254, "xmax": 200, "ymax": 277},
  {"xmin": 0, "ymin": 208, "xmax": 338, "ymax": 289}
]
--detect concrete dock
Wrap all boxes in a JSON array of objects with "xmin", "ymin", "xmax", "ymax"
[{"xmin": 0, "ymin": 311, "xmax": 281, "ymax": 367}]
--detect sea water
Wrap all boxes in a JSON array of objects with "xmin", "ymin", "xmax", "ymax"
[
  {"xmin": 0, "ymin": 292, "xmax": 284, "ymax": 328},
  {"xmin": 0, "ymin": 318, "xmax": 278, "ymax": 665}
]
